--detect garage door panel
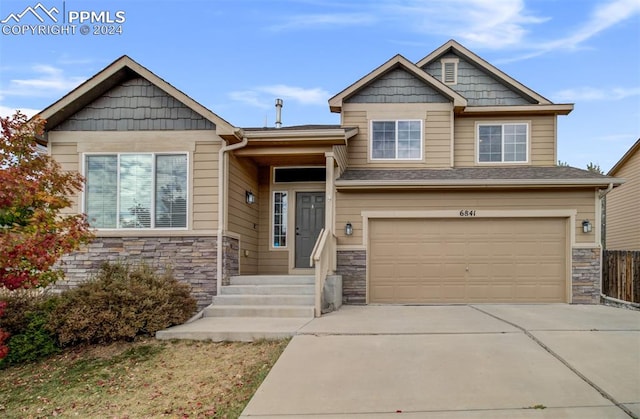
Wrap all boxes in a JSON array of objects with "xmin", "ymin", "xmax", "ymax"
[{"xmin": 369, "ymin": 218, "xmax": 566, "ymax": 304}]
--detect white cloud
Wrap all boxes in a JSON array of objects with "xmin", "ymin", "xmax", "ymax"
[
  {"xmin": 228, "ymin": 90, "xmax": 271, "ymax": 109},
  {"xmin": 384, "ymin": 0, "xmax": 548, "ymax": 49},
  {"xmin": 561, "ymin": 0, "xmax": 640, "ymax": 49},
  {"xmin": 1, "ymin": 64, "xmax": 85, "ymax": 97},
  {"xmin": 0, "ymin": 106, "xmax": 40, "ymax": 118},
  {"xmin": 268, "ymin": 12, "xmax": 376, "ymax": 31},
  {"xmin": 497, "ymin": 0, "xmax": 640, "ymax": 62},
  {"xmin": 595, "ymin": 133, "xmax": 638, "ymax": 142},
  {"xmin": 553, "ymin": 86, "xmax": 640, "ymax": 102},
  {"xmin": 257, "ymin": 85, "xmax": 329, "ymax": 105},
  {"xmin": 229, "ymin": 85, "xmax": 330, "ymax": 108}
]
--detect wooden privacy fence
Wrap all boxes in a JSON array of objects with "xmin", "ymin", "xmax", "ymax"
[{"xmin": 602, "ymin": 250, "xmax": 640, "ymax": 303}]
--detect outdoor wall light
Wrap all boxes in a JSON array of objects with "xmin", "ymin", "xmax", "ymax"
[
  {"xmin": 345, "ymin": 222, "xmax": 353, "ymax": 236},
  {"xmin": 582, "ymin": 219, "xmax": 592, "ymax": 233},
  {"xmin": 245, "ymin": 191, "xmax": 256, "ymax": 205}
]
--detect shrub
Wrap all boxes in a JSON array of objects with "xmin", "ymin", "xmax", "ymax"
[
  {"xmin": 49, "ymin": 262, "xmax": 196, "ymax": 346},
  {"xmin": 0, "ymin": 302, "xmax": 8, "ymax": 360},
  {"xmin": 0, "ymin": 290, "xmax": 60, "ymax": 366}
]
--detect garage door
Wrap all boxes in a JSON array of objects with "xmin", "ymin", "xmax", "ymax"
[{"xmin": 369, "ymin": 218, "xmax": 567, "ymax": 303}]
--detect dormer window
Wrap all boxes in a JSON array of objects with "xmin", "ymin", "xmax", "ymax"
[{"xmin": 441, "ymin": 58, "xmax": 459, "ymax": 85}]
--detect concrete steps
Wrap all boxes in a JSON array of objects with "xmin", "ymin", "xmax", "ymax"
[
  {"xmin": 156, "ymin": 275, "xmax": 315, "ymax": 342},
  {"xmin": 204, "ymin": 305, "xmax": 315, "ymax": 318}
]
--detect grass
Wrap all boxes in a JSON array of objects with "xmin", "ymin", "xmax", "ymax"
[{"xmin": 0, "ymin": 338, "xmax": 289, "ymax": 418}]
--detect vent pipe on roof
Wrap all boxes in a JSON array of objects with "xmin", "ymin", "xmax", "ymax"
[{"xmin": 275, "ymin": 98, "xmax": 283, "ymax": 129}]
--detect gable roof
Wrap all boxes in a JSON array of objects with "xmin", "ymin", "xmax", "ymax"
[
  {"xmin": 39, "ymin": 55, "xmax": 240, "ymax": 141},
  {"xmin": 328, "ymin": 54, "xmax": 467, "ymax": 113},
  {"xmin": 416, "ymin": 39, "xmax": 552, "ymax": 105},
  {"xmin": 608, "ymin": 138, "xmax": 640, "ymax": 176}
]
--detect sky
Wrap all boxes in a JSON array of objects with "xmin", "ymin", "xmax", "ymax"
[{"xmin": 0, "ymin": 0, "xmax": 639, "ymax": 172}]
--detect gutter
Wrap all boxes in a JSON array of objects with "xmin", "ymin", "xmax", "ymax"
[
  {"xmin": 335, "ymin": 178, "xmax": 623, "ymax": 190},
  {"xmin": 598, "ymin": 182, "xmax": 614, "ymax": 199},
  {"xmin": 217, "ymin": 130, "xmax": 247, "ymax": 297}
]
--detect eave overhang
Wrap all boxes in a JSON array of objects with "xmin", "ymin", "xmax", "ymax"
[
  {"xmin": 241, "ymin": 127, "xmax": 358, "ymax": 147},
  {"xmin": 335, "ymin": 178, "xmax": 624, "ymax": 191},
  {"xmin": 459, "ymin": 104, "xmax": 574, "ymax": 116},
  {"xmin": 608, "ymin": 138, "xmax": 640, "ymax": 176}
]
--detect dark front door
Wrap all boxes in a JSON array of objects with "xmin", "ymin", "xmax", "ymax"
[{"xmin": 295, "ymin": 192, "xmax": 325, "ymax": 268}]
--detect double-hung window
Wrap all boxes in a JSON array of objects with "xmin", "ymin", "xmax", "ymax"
[
  {"xmin": 84, "ymin": 153, "xmax": 188, "ymax": 229},
  {"xmin": 477, "ymin": 123, "xmax": 528, "ymax": 163},
  {"xmin": 371, "ymin": 120, "xmax": 422, "ymax": 160}
]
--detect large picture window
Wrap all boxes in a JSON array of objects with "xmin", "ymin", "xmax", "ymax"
[
  {"xmin": 84, "ymin": 153, "xmax": 188, "ymax": 229},
  {"xmin": 478, "ymin": 123, "xmax": 528, "ymax": 163},
  {"xmin": 371, "ymin": 120, "xmax": 422, "ymax": 160}
]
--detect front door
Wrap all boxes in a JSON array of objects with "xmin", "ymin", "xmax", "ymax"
[{"xmin": 295, "ymin": 192, "xmax": 325, "ymax": 268}]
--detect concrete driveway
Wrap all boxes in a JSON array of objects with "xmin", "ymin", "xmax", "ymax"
[{"xmin": 241, "ymin": 304, "xmax": 640, "ymax": 418}]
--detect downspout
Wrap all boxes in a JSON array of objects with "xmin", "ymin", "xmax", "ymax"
[
  {"xmin": 217, "ymin": 131, "xmax": 248, "ymax": 296},
  {"xmin": 598, "ymin": 182, "xmax": 614, "ymax": 199},
  {"xmin": 598, "ymin": 183, "xmax": 614, "ymax": 302}
]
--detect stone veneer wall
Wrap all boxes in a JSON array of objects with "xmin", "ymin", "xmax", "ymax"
[
  {"xmin": 336, "ymin": 250, "xmax": 366, "ymax": 304},
  {"xmin": 55, "ymin": 236, "xmax": 217, "ymax": 310},
  {"xmin": 571, "ymin": 247, "xmax": 601, "ymax": 304},
  {"xmin": 222, "ymin": 236, "xmax": 239, "ymax": 286}
]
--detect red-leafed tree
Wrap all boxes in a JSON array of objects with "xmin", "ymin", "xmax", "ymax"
[
  {"xmin": 0, "ymin": 111, "xmax": 93, "ymax": 290},
  {"xmin": 1, "ymin": 111, "xmax": 93, "ymax": 359}
]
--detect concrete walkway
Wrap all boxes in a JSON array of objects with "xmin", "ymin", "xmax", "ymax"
[{"xmin": 241, "ymin": 304, "xmax": 640, "ymax": 418}]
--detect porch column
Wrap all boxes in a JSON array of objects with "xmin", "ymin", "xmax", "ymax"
[{"xmin": 325, "ymin": 153, "xmax": 335, "ymax": 274}]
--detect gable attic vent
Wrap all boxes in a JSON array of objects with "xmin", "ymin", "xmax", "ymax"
[{"xmin": 441, "ymin": 58, "xmax": 459, "ymax": 85}]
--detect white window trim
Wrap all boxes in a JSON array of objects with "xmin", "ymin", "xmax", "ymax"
[
  {"xmin": 475, "ymin": 121, "xmax": 530, "ymax": 165},
  {"xmin": 82, "ymin": 151, "xmax": 190, "ymax": 230},
  {"xmin": 369, "ymin": 119, "xmax": 424, "ymax": 161},
  {"xmin": 441, "ymin": 58, "xmax": 459, "ymax": 85},
  {"xmin": 271, "ymin": 190, "xmax": 288, "ymax": 250}
]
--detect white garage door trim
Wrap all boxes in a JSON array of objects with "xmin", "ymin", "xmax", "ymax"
[{"xmin": 363, "ymin": 210, "xmax": 575, "ymax": 304}]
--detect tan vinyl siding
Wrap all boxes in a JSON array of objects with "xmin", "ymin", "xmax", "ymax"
[
  {"xmin": 333, "ymin": 145, "xmax": 348, "ymax": 176},
  {"xmin": 192, "ymin": 142, "xmax": 219, "ymax": 231},
  {"xmin": 227, "ymin": 155, "xmax": 259, "ymax": 274},
  {"xmin": 336, "ymin": 189, "xmax": 596, "ymax": 245},
  {"xmin": 50, "ymin": 142, "xmax": 80, "ymax": 215},
  {"xmin": 257, "ymin": 173, "xmax": 289, "ymax": 274},
  {"xmin": 343, "ymin": 110, "xmax": 368, "ymax": 168},
  {"xmin": 342, "ymin": 103, "xmax": 453, "ymax": 169},
  {"xmin": 424, "ymin": 110, "xmax": 451, "ymax": 168},
  {"xmin": 607, "ymin": 150, "xmax": 640, "ymax": 250},
  {"xmin": 454, "ymin": 115, "xmax": 556, "ymax": 167},
  {"xmin": 48, "ymin": 131, "xmax": 221, "ymax": 233}
]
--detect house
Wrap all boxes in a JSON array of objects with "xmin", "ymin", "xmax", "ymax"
[
  {"xmin": 605, "ymin": 139, "xmax": 640, "ymax": 250},
  {"xmin": 40, "ymin": 40, "xmax": 621, "ymax": 315}
]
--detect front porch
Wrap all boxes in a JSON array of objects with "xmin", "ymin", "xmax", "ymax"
[
  {"xmin": 221, "ymin": 126, "xmax": 356, "ymax": 315},
  {"xmin": 156, "ymin": 273, "xmax": 342, "ymax": 341}
]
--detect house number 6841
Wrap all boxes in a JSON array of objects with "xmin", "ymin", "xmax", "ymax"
[{"xmin": 459, "ymin": 210, "xmax": 477, "ymax": 217}]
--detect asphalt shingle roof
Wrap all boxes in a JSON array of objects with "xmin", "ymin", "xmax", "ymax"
[
  {"xmin": 337, "ymin": 166, "xmax": 613, "ymax": 182},
  {"xmin": 243, "ymin": 124, "xmax": 342, "ymax": 131}
]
